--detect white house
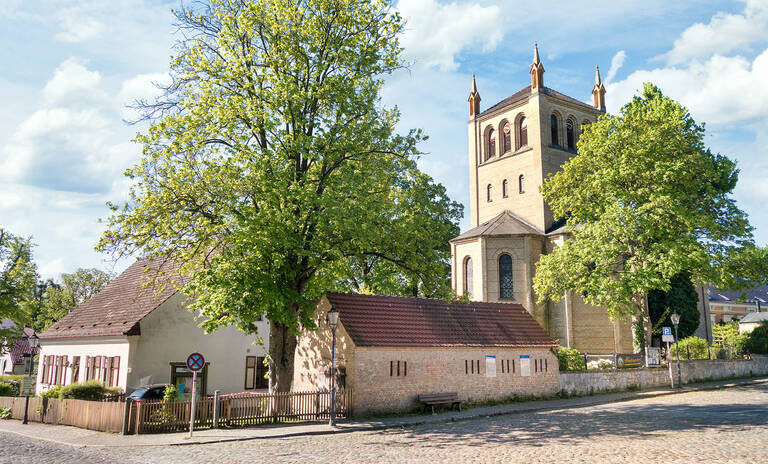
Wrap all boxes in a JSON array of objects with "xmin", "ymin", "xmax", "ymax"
[
  {"xmin": 36, "ymin": 259, "xmax": 270, "ymax": 396},
  {"xmin": 1, "ymin": 320, "xmax": 37, "ymax": 375}
]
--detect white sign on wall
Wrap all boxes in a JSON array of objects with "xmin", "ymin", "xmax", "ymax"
[
  {"xmin": 485, "ymin": 355, "xmax": 496, "ymax": 377},
  {"xmin": 520, "ymin": 355, "xmax": 531, "ymax": 377}
]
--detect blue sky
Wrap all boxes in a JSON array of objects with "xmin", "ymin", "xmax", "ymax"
[{"xmin": 1, "ymin": 0, "xmax": 766, "ymax": 279}]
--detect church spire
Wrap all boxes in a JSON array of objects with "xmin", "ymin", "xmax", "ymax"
[
  {"xmin": 592, "ymin": 64, "xmax": 606, "ymax": 112},
  {"xmin": 530, "ymin": 41, "xmax": 545, "ymax": 91},
  {"xmin": 468, "ymin": 73, "xmax": 481, "ymax": 118}
]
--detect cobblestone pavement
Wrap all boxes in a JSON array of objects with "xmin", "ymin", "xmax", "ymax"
[{"xmin": 2, "ymin": 384, "xmax": 767, "ymax": 463}]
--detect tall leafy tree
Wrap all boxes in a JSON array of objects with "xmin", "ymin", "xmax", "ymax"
[
  {"xmin": 0, "ymin": 228, "xmax": 37, "ymax": 324},
  {"xmin": 533, "ymin": 83, "xmax": 762, "ymax": 347},
  {"xmin": 647, "ymin": 272, "xmax": 700, "ymax": 340},
  {"xmin": 98, "ymin": 0, "xmax": 461, "ymax": 391},
  {"xmin": 34, "ymin": 269, "xmax": 113, "ymax": 331}
]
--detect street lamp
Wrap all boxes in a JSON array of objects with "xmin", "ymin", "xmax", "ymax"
[
  {"xmin": 22, "ymin": 333, "xmax": 39, "ymax": 425},
  {"xmin": 327, "ymin": 306, "xmax": 339, "ymax": 427},
  {"xmin": 670, "ymin": 313, "xmax": 682, "ymax": 389}
]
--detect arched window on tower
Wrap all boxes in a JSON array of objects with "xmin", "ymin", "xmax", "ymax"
[
  {"xmin": 463, "ymin": 256, "xmax": 473, "ymax": 299},
  {"xmin": 502, "ymin": 179, "xmax": 509, "ymax": 198},
  {"xmin": 499, "ymin": 254, "xmax": 514, "ymax": 300},
  {"xmin": 566, "ymin": 119, "xmax": 575, "ymax": 150},
  {"xmin": 550, "ymin": 114, "xmax": 559, "ymax": 146},
  {"xmin": 518, "ymin": 174, "xmax": 525, "ymax": 194},
  {"xmin": 501, "ymin": 121, "xmax": 511, "ymax": 154},
  {"xmin": 516, "ymin": 116, "xmax": 528, "ymax": 149},
  {"xmin": 487, "ymin": 183, "xmax": 493, "ymax": 202},
  {"xmin": 487, "ymin": 128, "xmax": 496, "ymax": 160}
]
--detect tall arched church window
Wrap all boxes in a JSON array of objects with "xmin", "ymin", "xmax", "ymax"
[
  {"xmin": 463, "ymin": 256, "xmax": 473, "ymax": 299},
  {"xmin": 487, "ymin": 128, "xmax": 496, "ymax": 160},
  {"xmin": 518, "ymin": 174, "xmax": 525, "ymax": 194},
  {"xmin": 516, "ymin": 116, "xmax": 528, "ymax": 149},
  {"xmin": 502, "ymin": 179, "xmax": 509, "ymax": 198},
  {"xmin": 499, "ymin": 254, "xmax": 514, "ymax": 300},
  {"xmin": 502, "ymin": 122, "xmax": 511, "ymax": 153},
  {"xmin": 487, "ymin": 184, "xmax": 493, "ymax": 202},
  {"xmin": 566, "ymin": 119, "xmax": 575, "ymax": 150},
  {"xmin": 550, "ymin": 114, "xmax": 559, "ymax": 146}
]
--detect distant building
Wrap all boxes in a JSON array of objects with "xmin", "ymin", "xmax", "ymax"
[
  {"xmin": 452, "ymin": 43, "xmax": 632, "ymax": 354},
  {"xmin": 0, "ymin": 322, "xmax": 37, "ymax": 375},
  {"xmin": 36, "ymin": 259, "xmax": 269, "ymax": 396},
  {"xmin": 294, "ymin": 293, "xmax": 559, "ymax": 415},
  {"xmin": 739, "ymin": 312, "xmax": 768, "ymax": 334},
  {"xmin": 706, "ymin": 284, "xmax": 768, "ymax": 325}
]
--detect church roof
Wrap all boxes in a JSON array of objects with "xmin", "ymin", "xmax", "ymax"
[
  {"xmin": 451, "ymin": 210, "xmax": 543, "ymax": 242},
  {"xmin": 479, "ymin": 85, "xmax": 598, "ymax": 118},
  {"xmin": 325, "ymin": 293, "xmax": 556, "ymax": 348}
]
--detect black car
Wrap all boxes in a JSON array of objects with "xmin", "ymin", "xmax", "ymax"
[{"xmin": 128, "ymin": 384, "xmax": 168, "ymax": 401}]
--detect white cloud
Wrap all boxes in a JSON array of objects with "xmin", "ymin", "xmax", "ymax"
[
  {"xmin": 118, "ymin": 73, "xmax": 170, "ymax": 121},
  {"xmin": 660, "ymin": 0, "xmax": 768, "ymax": 65},
  {"xmin": 605, "ymin": 50, "xmax": 626, "ymax": 84},
  {"xmin": 42, "ymin": 58, "xmax": 106, "ymax": 106},
  {"xmin": 396, "ymin": 0, "xmax": 503, "ymax": 71},
  {"xmin": 54, "ymin": 13, "xmax": 107, "ymax": 43}
]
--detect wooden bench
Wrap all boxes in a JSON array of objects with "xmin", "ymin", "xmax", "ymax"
[{"xmin": 418, "ymin": 392, "xmax": 462, "ymax": 414}]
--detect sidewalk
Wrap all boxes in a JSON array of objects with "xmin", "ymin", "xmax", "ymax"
[{"xmin": 0, "ymin": 376, "xmax": 765, "ymax": 448}]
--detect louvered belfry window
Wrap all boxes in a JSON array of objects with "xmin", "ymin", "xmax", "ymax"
[{"xmin": 499, "ymin": 254, "xmax": 514, "ymax": 300}]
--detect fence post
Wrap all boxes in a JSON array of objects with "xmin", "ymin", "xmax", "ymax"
[
  {"xmin": 583, "ymin": 353, "xmax": 588, "ymax": 370},
  {"xmin": 213, "ymin": 390, "xmax": 221, "ymax": 428},
  {"xmin": 121, "ymin": 399, "xmax": 132, "ymax": 435},
  {"xmin": 687, "ymin": 345, "xmax": 690, "ymax": 360},
  {"xmin": 613, "ymin": 352, "xmax": 617, "ymax": 372}
]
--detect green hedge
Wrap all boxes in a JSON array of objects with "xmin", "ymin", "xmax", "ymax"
[
  {"xmin": 746, "ymin": 323, "xmax": 768, "ymax": 355},
  {"xmin": 0, "ymin": 383, "xmax": 15, "ymax": 397},
  {"xmin": 672, "ymin": 336, "xmax": 709, "ymax": 360},
  {"xmin": 41, "ymin": 381, "xmax": 122, "ymax": 400},
  {"xmin": 555, "ymin": 347, "xmax": 584, "ymax": 371}
]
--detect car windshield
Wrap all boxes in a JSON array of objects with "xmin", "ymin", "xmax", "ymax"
[{"xmin": 128, "ymin": 388, "xmax": 149, "ymax": 399}]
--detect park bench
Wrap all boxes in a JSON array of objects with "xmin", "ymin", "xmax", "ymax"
[{"xmin": 418, "ymin": 392, "xmax": 462, "ymax": 414}]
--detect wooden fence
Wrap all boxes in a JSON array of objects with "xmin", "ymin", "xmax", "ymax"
[
  {"xmin": 131, "ymin": 390, "xmax": 353, "ymax": 434},
  {"xmin": 0, "ymin": 396, "xmax": 124, "ymax": 433}
]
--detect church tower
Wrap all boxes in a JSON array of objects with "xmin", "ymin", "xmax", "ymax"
[{"xmin": 451, "ymin": 45, "xmax": 632, "ymax": 354}]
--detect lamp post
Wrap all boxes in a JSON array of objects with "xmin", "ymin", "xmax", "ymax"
[
  {"xmin": 327, "ymin": 306, "xmax": 339, "ymax": 427},
  {"xmin": 23, "ymin": 333, "xmax": 40, "ymax": 425},
  {"xmin": 670, "ymin": 313, "xmax": 682, "ymax": 389}
]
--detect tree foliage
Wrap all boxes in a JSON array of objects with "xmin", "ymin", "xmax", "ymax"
[
  {"xmin": 33, "ymin": 269, "xmax": 112, "ymax": 331},
  {"xmin": 648, "ymin": 272, "xmax": 700, "ymax": 339},
  {"xmin": 0, "ymin": 228, "xmax": 37, "ymax": 324},
  {"xmin": 533, "ymin": 83, "xmax": 760, "ymax": 346},
  {"xmin": 98, "ymin": 0, "xmax": 461, "ymax": 391}
]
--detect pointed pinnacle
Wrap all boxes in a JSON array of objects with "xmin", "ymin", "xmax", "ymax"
[
  {"xmin": 595, "ymin": 64, "xmax": 602, "ymax": 85},
  {"xmin": 471, "ymin": 73, "xmax": 478, "ymax": 93},
  {"xmin": 533, "ymin": 41, "xmax": 540, "ymax": 65}
]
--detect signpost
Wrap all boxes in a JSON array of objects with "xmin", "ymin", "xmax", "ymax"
[
  {"xmin": 662, "ymin": 327, "xmax": 674, "ymax": 387},
  {"xmin": 645, "ymin": 347, "xmax": 661, "ymax": 367},
  {"xmin": 186, "ymin": 352, "xmax": 205, "ymax": 438}
]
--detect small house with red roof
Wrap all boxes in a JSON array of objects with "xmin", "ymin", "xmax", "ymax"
[
  {"xmin": 0, "ymin": 322, "xmax": 38, "ymax": 375},
  {"xmin": 36, "ymin": 259, "xmax": 270, "ymax": 397},
  {"xmin": 294, "ymin": 293, "xmax": 559, "ymax": 414}
]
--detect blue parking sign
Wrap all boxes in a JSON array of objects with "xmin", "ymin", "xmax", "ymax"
[{"xmin": 662, "ymin": 327, "xmax": 672, "ymax": 336}]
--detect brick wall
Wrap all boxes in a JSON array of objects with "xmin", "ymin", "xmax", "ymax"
[{"xmin": 352, "ymin": 346, "xmax": 559, "ymax": 415}]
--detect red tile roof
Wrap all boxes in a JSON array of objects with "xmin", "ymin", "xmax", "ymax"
[
  {"xmin": 325, "ymin": 293, "xmax": 556, "ymax": 348},
  {"xmin": 9, "ymin": 327, "xmax": 36, "ymax": 365},
  {"xmin": 41, "ymin": 258, "xmax": 184, "ymax": 339}
]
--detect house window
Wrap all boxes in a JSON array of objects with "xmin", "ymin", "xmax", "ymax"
[
  {"xmin": 463, "ymin": 256, "xmax": 473, "ymax": 299},
  {"xmin": 502, "ymin": 179, "xmax": 508, "ymax": 198},
  {"xmin": 389, "ymin": 360, "xmax": 407, "ymax": 377},
  {"xmin": 516, "ymin": 115, "xmax": 528, "ymax": 149},
  {"xmin": 551, "ymin": 114, "xmax": 559, "ymax": 146},
  {"xmin": 487, "ymin": 128, "xmax": 496, "ymax": 160},
  {"xmin": 566, "ymin": 119, "xmax": 575, "ymax": 150},
  {"xmin": 501, "ymin": 121, "xmax": 511, "ymax": 153},
  {"xmin": 499, "ymin": 254, "xmax": 514, "ymax": 300},
  {"xmin": 108, "ymin": 356, "xmax": 120, "ymax": 387},
  {"xmin": 245, "ymin": 356, "xmax": 269, "ymax": 390},
  {"xmin": 93, "ymin": 355, "xmax": 102, "ymax": 382},
  {"xmin": 487, "ymin": 184, "xmax": 493, "ymax": 202},
  {"xmin": 518, "ymin": 174, "xmax": 525, "ymax": 194},
  {"xmin": 71, "ymin": 356, "xmax": 80, "ymax": 384},
  {"xmin": 465, "ymin": 359, "xmax": 481, "ymax": 375}
]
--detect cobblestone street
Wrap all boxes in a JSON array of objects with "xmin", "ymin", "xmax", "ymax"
[{"xmin": 2, "ymin": 384, "xmax": 767, "ymax": 464}]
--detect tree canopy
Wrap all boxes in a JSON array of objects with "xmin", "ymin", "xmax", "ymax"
[
  {"xmin": 32, "ymin": 268, "xmax": 113, "ymax": 331},
  {"xmin": 0, "ymin": 228, "xmax": 37, "ymax": 324},
  {"xmin": 98, "ymin": 0, "xmax": 461, "ymax": 391},
  {"xmin": 533, "ymin": 83, "xmax": 761, "ymax": 346},
  {"xmin": 647, "ymin": 272, "xmax": 700, "ymax": 341}
]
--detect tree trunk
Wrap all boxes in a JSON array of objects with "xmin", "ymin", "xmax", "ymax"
[
  {"xmin": 640, "ymin": 293, "xmax": 652, "ymax": 347},
  {"xmin": 268, "ymin": 319, "xmax": 298, "ymax": 393}
]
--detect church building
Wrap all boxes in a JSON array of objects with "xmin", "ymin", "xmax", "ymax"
[{"xmin": 450, "ymin": 44, "xmax": 634, "ymax": 354}]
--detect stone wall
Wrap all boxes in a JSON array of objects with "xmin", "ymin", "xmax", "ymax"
[
  {"xmin": 353, "ymin": 346, "xmax": 559, "ymax": 415},
  {"xmin": 559, "ymin": 356, "xmax": 768, "ymax": 396}
]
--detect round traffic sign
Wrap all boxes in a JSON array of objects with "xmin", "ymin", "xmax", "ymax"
[{"xmin": 186, "ymin": 352, "xmax": 205, "ymax": 372}]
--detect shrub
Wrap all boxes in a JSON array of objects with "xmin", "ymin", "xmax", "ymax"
[
  {"xmin": 0, "ymin": 379, "xmax": 20, "ymax": 396},
  {"xmin": 59, "ymin": 380, "xmax": 122, "ymax": 401},
  {"xmin": 0, "ymin": 383, "xmax": 15, "ymax": 397},
  {"xmin": 0, "ymin": 406, "xmax": 10, "ymax": 419},
  {"xmin": 712, "ymin": 321, "xmax": 748, "ymax": 357},
  {"xmin": 41, "ymin": 386, "xmax": 63, "ymax": 399},
  {"xmin": 555, "ymin": 347, "xmax": 584, "ymax": 371},
  {"xmin": 746, "ymin": 323, "xmax": 768, "ymax": 355},
  {"xmin": 587, "ymin": 359, "xmax": 613, "ymax": 370},
  {"xmin": 672, "ymin": 336, "xmax": 709, "ymax": 360},
  {"xmin": 163, "ymin": 384, "xmax": 179, "ymax": 402}
]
